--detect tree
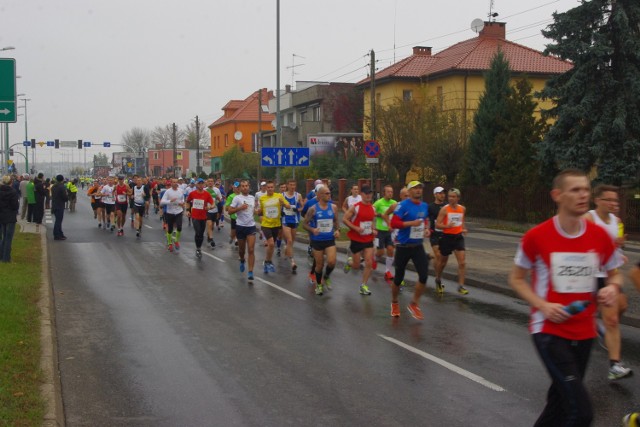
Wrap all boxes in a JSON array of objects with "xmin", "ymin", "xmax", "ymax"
[
  {"xmin": 491, "ymin": 79, "xmax": 547, "ymax": 190},
  {"xmin": 462, "ymin": 50, "xmax": 512, "ymax": 186},
  {"xmin": 122, "ymin": 127, "xmax": 151, "ymax": 153},
  {"xmin": 93, "ymin": 153, "xmax": 109, "ymax": 167},
  {"xmin": 422, "ymin": 107, "xmax": 470, "ymax": 184},
  {"xmin": 375, "ymin": 98, "xmax": 427, "ymax": 184},
  {"xmin": 221, "ymin": 145, "xmax": 259, "ymax": 179},
  {"xmin": 184, "ymin": 119, "xmax": 209, "ymax": 150},
  {"xmin": 538, "ymin": 0, "xmax": 640, "ymax": 185},
  {"xmin": 151, "ymin": 124, "xmax": 185, "ymax": 149}
]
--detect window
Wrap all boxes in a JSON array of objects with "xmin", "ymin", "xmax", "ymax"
[
  {"xmin": 225, "ymin": 134, "xmax": 229, "ymax": 147},
  {"xmin": 312, "ymin": 105, "xmax": 321, "ymax": 121},
  {"xmin": 153, "ymin": 152, "xmax": 159, "ymax": 160},
  {"xmin": 437, "ymin": 86, "xmax": 443, "ymax": 110},
  {"xmin": 403, "ymin": 90, "xmax": 413, "ymax": 101},
  {"xmin": 300, "ymin": 110, "xmax": 307, "ymax": 122},
  {"xmin": 288, "ymin": 112, "xmax": 294, "ymax": 125}
]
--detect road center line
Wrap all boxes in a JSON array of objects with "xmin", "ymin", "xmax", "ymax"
[
  {"xmin": 377, "ymin": 334, "xmax": 505, "ymax": 392},
  {"xmin": 254, "ymin": 277, "xmax": 305, "ymax": 301},
  {"xmin": 143, "ymin": 224, "xmax": 153, "ymax": 229},
  {"xmin": 201, "ymin": 251, "xmax": 226, "ymax": 263}
]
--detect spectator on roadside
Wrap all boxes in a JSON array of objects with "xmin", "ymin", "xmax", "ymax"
[
  {"xmin": 44, "ymin": 178, "xmax": 51, "ymax": 210},
  {"xmin": 26, "ymin": 177, "xmax": 36, "ymax": 223},
  {"xmin": 34, "ymin": 173, "xmax": 46, "ymax": 225},
  {"xmin": 0, "ymin": 175, "xmax": 20, "ymax": 262},
  {"xmin": 51, "ymin": 175, "xmax": 69, "ymax": 240},
  {"xmin": 19, "ymin": 173, "xmax": 29, "ymax": 219}
]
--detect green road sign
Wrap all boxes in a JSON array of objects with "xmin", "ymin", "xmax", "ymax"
[{"xmin": 0, "ymin": 58, "xmax": 16, "ymax": 123}]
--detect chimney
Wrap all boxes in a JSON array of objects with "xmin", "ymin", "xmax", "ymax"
[
  {"xmin": 412, "ymin": 46, "xmax": 432, "ymax": 56},
  {"xmin": 479, "ymin": 21, "xmax": 506, "ymax": 39},
  {"xmin": 285, "ymin": 84, "xmax": 291, "ymax": 93}
]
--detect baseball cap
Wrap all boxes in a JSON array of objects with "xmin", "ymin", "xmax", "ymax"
[
  {"xmin": 360, "ymin": 185, "xmax": 373, "ymax": 194},
  {"xmin": 260, "ymin": 181, "xmax": 266, "ymax": 186},
  {"xmin": 407, "ymin": 181, "xmax": 423, "ymax": 190},
  {"xmin": 196, "ymin": 178, "xmax": 205, "ymax": 183},
  {"xmin": 117, "ymin": 174, "xmax": 125, "ymax": 180},
  {"xmin": 433, "ymin": 186, "xmax": 445, "ymax": 194},
  {"xmin": 233, "ymin": 181, "xmax": 240, "ymax": 187},
  {"xmin": 190, "ymin": 178, "xmax": 195, "ymax": 184}
]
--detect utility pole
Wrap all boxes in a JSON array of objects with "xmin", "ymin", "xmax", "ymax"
[
  {"xmin": 195, "ymin": 115, "xmax": 200, "ymax": 175},
  {"xmin": 370, "ymin": 49, "xmax": 376, "ymax": 187},
  {"xmin": 257, "ymin": 88, "xmax": 262, "ymax": 185},
  {"xmin": 172, "ymin": 123, "xmax": 177, "ymax": 177},
  {"xmin": 276, "ymin": 0, "xmax": 281, "ymax": 184}
]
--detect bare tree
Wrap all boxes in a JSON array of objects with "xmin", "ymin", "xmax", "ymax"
[
  {"xmin": 151, "ymin": 124, "xmax": 185, "ymax": 149},
  {"xmin": 121, "ymin": 127, "xmax": 151, "ymax": 153},
  {"xmin": 184, "ymin": 120, "xmax": 209, "ymax": 149}
]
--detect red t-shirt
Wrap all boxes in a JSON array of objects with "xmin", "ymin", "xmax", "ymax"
[
  {"xmin": 115, "ymin": 184, "xmax": 129, "ymax": 205},
  {"xmin": 187, "ymin": 190, "xmax": 214, "ymax": 220},
  {"xmin": 347, "ymin": 201, "xmax": 375, "ymax": 243},
  {"xmin": 514, "ymin": 216, "xmax": 620, "ymax": 340}
]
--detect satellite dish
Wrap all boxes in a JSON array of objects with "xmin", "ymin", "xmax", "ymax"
[
  {"xmin": 289, "ymin": 122, "xmax": 297, "ymax": 130},
  {"xmin": 234, "ymin": 131, "xmax": 243, "ymax": 141},
  {"xmin": 471, "ymin": 18, "xmax": 484, "ymax": 33},
  {"xmin": 271, "ymin": 119, "xmax": 277, "ymax": 128}
]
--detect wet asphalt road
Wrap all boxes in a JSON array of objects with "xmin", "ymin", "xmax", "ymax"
[{"xmin": 48, "ymin": 196, "xmax": 640, "ymax": 426}]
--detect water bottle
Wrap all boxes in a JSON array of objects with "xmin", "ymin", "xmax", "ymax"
[{"xmin": 563, "ymin": 300, "xmax": 590, "ymax": 315}]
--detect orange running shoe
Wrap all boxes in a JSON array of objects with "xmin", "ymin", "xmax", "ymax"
[
  {"xmin": 390, "ymin": 302, "xmax": 400, "ymax": 317},
  {"xmin": 407, "ymin": 302, "xmax": 424, "ymax": 320}
]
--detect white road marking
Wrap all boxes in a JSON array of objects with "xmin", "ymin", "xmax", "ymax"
[
  {"xmin": 201, "ymin": 251, "xmax": 226, "ymax": 263},
  {"xmin": 144, "ymin": 224, "xmax": 153, "ymax": 229},
  {"xmin": 377, "ymin": 334, "xmax": 506, "ymax": 392},
  {"xmin": 254, "ymin": 276, "xmax": 305, "ymax": 301}
]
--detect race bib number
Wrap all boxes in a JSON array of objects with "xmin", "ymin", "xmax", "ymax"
[
  {"xmin": 192, "ymin": 199, "xmax": 204, "ymax": 210},
  {"xmin": 410, "ymin": 223, "xmax": 425, "ymax": 239},
  {"xmin": 551, "ymin": 252, "xmax": 598, "ymax": 293},
  {"xmin": 283, "ymin": 207, "xmax": 295, "ymax": 216},
  {"xmin": 265, "ymin": 206, "xmax": 279, "ymax": 219},
  {"xmin": 448, "ymin": 213, "xmax": 463, "ymax": 227},
  {"xmin": 317, "ymin": 219, "xmax": 333, "ymax": 234},
  {"xmin": 117, "ymin": 194, "xmax": 127, "ymax": 203},
  {"xmin": 360, "ymin": 221, "xmax": 372, "ymax": 235},
  {"xmin": 374, "ymin": 238, "xmax": 379, "ymax": 247}
]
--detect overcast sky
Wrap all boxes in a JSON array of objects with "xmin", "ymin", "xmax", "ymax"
[{"xmin": 1, "ymin": 0, "xmax": 578, "ymax": 169}]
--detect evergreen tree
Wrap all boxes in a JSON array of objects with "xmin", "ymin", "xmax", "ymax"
[
  {"xmin": 462, "ymin": 50, "xmax": 511, "ymax": 186},
  {"xmin": 491, "ymin": 79, "xmax": 547, "ymax": 190},
  {"xmin": 538, "ymin": 0, "xmax": 640, "ymax": 185}
]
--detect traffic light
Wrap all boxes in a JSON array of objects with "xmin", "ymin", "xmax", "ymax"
[
  {"xmin": 30, "ymin": 138, "xmax": 35, "ymax": 149},
  {"xmin": 9, "ymin": 148, "xmax": 13, "ymax": 156},
  {"xmin": 55, "ymin": 139, "xmax": 59, "ymax": 149},
  {"xmin": 78, "ymin": 139, "xmax": 83, "ymax": 149}
]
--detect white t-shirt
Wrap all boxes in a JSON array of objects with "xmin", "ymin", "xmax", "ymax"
[
  {"xmin": 231, "ymin": 194, "xmax": 256, "ymax": 227},
  {"xmin": 133, "ymin": 186, "xmax": 146, "ymax": 206},
  {"xmin": 101, "ymin": 185, "xmax": 115, "ymax": 205},
  {"xmin": 206, "ymin": 187, "xmax": 223, "ymax": 213},
  {"xmin": 160, "ymin": 188, "xmax": 185, "ymax": 215},
  {"xmin": 346, "ymin": 195, "xmax": 362, "ymax": 209}
]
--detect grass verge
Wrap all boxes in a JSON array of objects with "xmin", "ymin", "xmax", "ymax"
[{"xmin": 0, "ymin": 232, "xmax": 44, "ymax": 426}]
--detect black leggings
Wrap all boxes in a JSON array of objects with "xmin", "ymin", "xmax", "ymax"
[
  {"xmin": 532, "ymin": 333, "xmax": 593, "ymax": 427},
  {"xmin": 193, "ymin": 219, "xmax": 206, "ymax": 249},
  {"xmin": 166, "ymin": 213, "xmax": 183, "ymax": 235},
  {"xmin": 393, "ymin": 245, "xmax": 429, "ymax": 286}
]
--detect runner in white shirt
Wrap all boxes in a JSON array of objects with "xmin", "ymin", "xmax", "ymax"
[
  {"xmin": 100, "ymin": 176, "xmax": 116, "ymax": 232},
  {"xmin": 228, "ymin": 179, "xmax": 258, "ymax": 281},
  {"xmin": 342, "ymin": 184, "xmax": 362, "ymax": 214},
  {"xmin": 205, "ymin": 178, "xmax": 222, "ymax": 248},
  {"xmin": 255, "ymin": 181, "xmax": 268, "ymax": 244},
  {"xmin": 160, "ymin": 178, "xmax": 185, "ymax": 252},
  {"xmin": 131, "ymin": 177, "xmax": 147, "ymax": 238}
]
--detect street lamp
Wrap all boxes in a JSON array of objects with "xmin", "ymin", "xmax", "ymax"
[
  {"xmin": 18, "ymin": 98, "xmax": 31, "ymax": 173},
  {"xmin": 0, "ymin": 46, "xmax": 15, "ymax": 52}
]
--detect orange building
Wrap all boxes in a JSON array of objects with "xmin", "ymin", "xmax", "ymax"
[{"xmin": 209, "ymin": 89, "xmax": 275, "ymax": 175}]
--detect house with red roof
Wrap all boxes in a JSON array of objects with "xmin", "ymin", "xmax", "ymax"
[
  {"xmin": 208, "ymin": 89, "xmax": 275, "ymax": 175},
  {"xmin": 357, "ymin": 21, "xmax": 572, "ymax": 135}
]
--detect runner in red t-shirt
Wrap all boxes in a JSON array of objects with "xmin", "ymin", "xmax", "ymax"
[
  {"xmin": 342, "ymin": 185, "xmax": 376, "ymax": 296},
  {"xmin": 186, "ymin": 178, "xmax": 214, "ymax": 259},
  {"xmin": 114, "ymin": 175, "xmax": 131, "ymax": 236}
]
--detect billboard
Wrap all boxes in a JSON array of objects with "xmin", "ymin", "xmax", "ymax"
[{"xmin": 307, "ymin": 133, "xmax": 364, "ymax": 159}]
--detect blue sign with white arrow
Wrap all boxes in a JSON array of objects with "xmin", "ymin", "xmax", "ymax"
[{"xmin": 261, "ymin": 147, "xmax": 310, "ymax": 167}]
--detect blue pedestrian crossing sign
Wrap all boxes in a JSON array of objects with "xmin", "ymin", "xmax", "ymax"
[{"xmin": 261, "ymin": 147, "xmax": 310, "ymax": 167}]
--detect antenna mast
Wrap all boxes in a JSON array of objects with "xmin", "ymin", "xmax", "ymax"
[{"xmin": 286, "ymin": 54, "xmax": 305, "ymax": 88}]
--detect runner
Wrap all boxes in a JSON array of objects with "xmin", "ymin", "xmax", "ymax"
[
  {"xmin": 282, "ymin": 179, "xmax": 303, "ymax": 272},
  {"xmin": 303, "ymin": 185, "xmax": 340, "ymax": 296},
  {"xmin": 584, "ymin": 184, "xmax": 632, "ymax": 380},
  {"xmin": 343, "ymin": 185, "xmax": 376, "ymax": 295},
  {"xmin": 142, "ymin": 176, "xmax": 151, "ymax": 217},
  {"xmin": 100, "ymin": 176, "xmax": 116, "ymax": 232},
  {"xmin": 435, "ymin": 188, "xmax": 469, "ymax": 295},
  {"xmin": 114, "ymin": 175, "xmax": 132, "ymax": 236},
  {"xmin": 228, "ymin": 180, "xmax": 258, "ymax": 281},
  {"xmin": 160, "ymin": 178, "xmax": 185, "ymax": 252},
  {"xmin": 257, "ymin": 181, "xmax": 291, "ymax": 273},
  {"xmin": 276, "ymin": 182, "xmax": 288, "ymax": 255},
  {"xmin": 429, "ymin": 186, "xmax": 447, "ymax": 293},
  {"xmin": 225, "ymin": 182, "xmax": 240, "ymax": 247},
  {"xmin": 372, "ymin": 184, "xmax": 397, "ymax": 281},
  {"xmin": 205, "ymin": 178, "xmax": 222, "ymax": 248},
  {"xmin": 87, "ymin": 180, "xmax": 104, "ymax": 228},
  {"xmin": 389, "ymin": 181, "xmax": 430, "ymax": 319},
  {"xmin": 255, "ymin": 181, "xmax": 268, "ymax": 244},
  {"xmin": 131, "ymin": 177, "xmax": 148, "ymax": 238},
  {"xmin": 128, "ymin": 175, "xmax": 138, "ymax": 227},
  {"xmin": 186, "ymin": 178, "xmax": 214, "ymax": 258},
  {"xmin": 509, "ymin": 169, "xmax": 622, "ymax": 426},
  {"xmin": 301, "ymin": 183, "xmax": 324, "ymax": 284},
  {"xmin": 214, "ymin": 180, "xmax": 225, "ymax": 230},
  {"xmin": 342, "ymin": 184, "xmax": 362, "ymax": 214}
]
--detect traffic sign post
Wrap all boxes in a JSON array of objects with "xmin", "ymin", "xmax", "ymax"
[
  {"xmin": 261, "ymin": 147, "xmax": 310, "ymax": 167},
  {"xmin": 0, "ymin": 59, "xmax": 16, "ymax": 123},
  {"xmin": 364, "ymin": 140, "xmax": 380, "ymax": 192}
]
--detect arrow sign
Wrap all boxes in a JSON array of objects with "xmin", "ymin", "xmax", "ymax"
[
  {"xmin": 0, "ymin": 58, "xmax": 16, "ymax": 123},
  {"xmin": 0, "ymin": 108, "xmax": 10, "ymax": 115},
  {"xmin": 23, "ymin": 140, "xmax": 30, "ymax": 147},
  {"xmin": 261, "ymin": 147, "xmax": 310, "ymax": 167}
]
